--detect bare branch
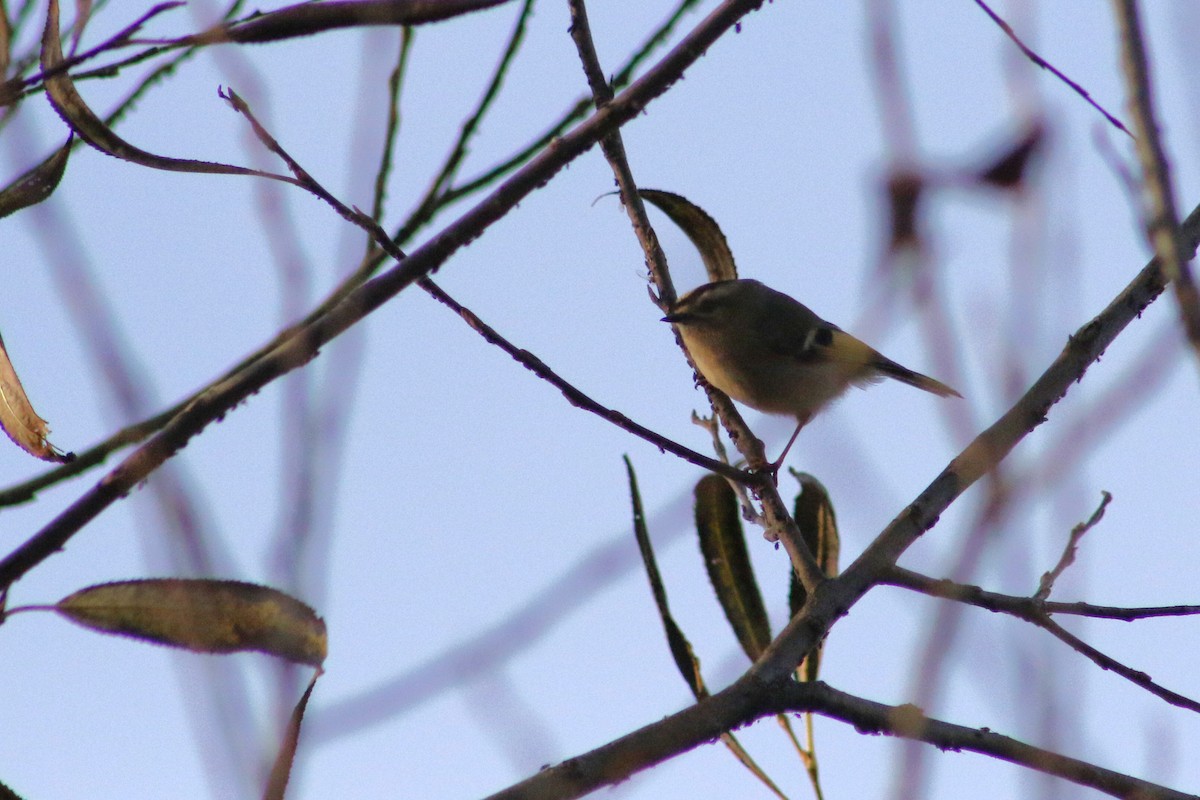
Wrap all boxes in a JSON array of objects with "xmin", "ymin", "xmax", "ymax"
[
  {"xmin": 565, "ymin": 0, "xmax": 823, "ymax": 590},
  {"xmin": 0, "ymin": 0, "xmax": 775, "ymax": 591},
  {"xmin": 485, "ymin": 677, "xmax": 1199, "ymax": 800},
  {"xmin": 883, "ymin": 566, "xmax": 1200, "ymax": 622},
  {"xmin": 886, "ymin": 566, "xmax": 1200, "ymax": 713},
  {"xmin": 751, "ymin": 201, "xmax": 1200, "ymax": 683},
  {"xmin": 1112, "ymin": 0, "xmax": 1200, "ymax": 367},
  {"xmin": 1037, "ymin": 613, "xmax": 1200, "ymax": 714},
  {"xmin": 973, "ymin": 0, "xmax": 1131, "ymax": 136},
  {"xmin": 1035, "ymin": 490, "xmax": 1113, "ymax": 600}
]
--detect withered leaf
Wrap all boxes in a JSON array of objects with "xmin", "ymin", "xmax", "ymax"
[
  {"xmin": 695, "ymin": 473, "xmax": 771, "ymax": 662},
  {"xmin": 0, "ymin": 331, "xmax": 71, "ymax": 462},
  {"xmin": 626, "ymin": 457, "xmax": 706, "ymax": 698},
  {"xmin": 638, "ymin": 188, "xmax": 738, "ymax": 282},
  {"xmin": 184, "ymin": 0, "xmax": 514, "ymax": 46},
  {"xmin": 57, "ymin": 579, "xmax": 327, "ymax": 666},
  {"xmin": 626, "ymin": 461, "xmax": 787, "ymax": 800},
  {"xmin": 0, "ymin": 137, "xmax": 71, "ymax": 219},
  {"xmin": 41, "ymin": 0, "xmax": 276, "ymax": 180},
  {"xmin": 788, "ymin": 472, "xmax": 839, "ymax": 683},
  {"xmin": 263, "ymin": 672, "xmax": 320, "ymax": 800}
]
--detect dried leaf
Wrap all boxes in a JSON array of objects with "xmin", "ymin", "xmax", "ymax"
[
  {"xmin": 0, "ymin": 137, "xmax": 71, "ymax": 219},
  {"xmin": 638, "ymin": 188, "xmax": 738, "ymax": 282},
  {"xmin": 0, "ymin": 331, "xmax": 71, "ymax": 462},
  {"xmin": 263, "ymin": 672, "xmax": 320, "ymax": 800},
  {"xmin": 695, "ymin": 474, "xmax": 771, "ymax": 661},
  {"xmin": 41, "ymin": 0, "xmax": 274, "ymax": 179},
  {"xmin": 183, "ymin": 0, "xmax": 515, "ymax": 45},
  {"xmin": 788, "ymin": 472, "xmax": 839, "ymax": 682},
  {"xmin": 57, "ymin": 579, "xmax": 327, "ymax": 666},
  {"xmin": 626, "ymin": 458, "xmax": 706, "ymax": 697},
  {"xmin": 626, "ymin": 461, "xmax": 787, "ymax": 800}
]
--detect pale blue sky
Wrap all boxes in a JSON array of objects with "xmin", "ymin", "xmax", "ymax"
[{"xmin": 4, "ymin": 2, "xmax": 1200, "ymax": 799}]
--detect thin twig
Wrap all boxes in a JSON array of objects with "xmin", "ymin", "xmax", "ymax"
[
  {"xmin": 1035, "ymin": 490, "xmax": 1112, "ymax": 600},
  {"xmin": 0, "ymin": 2, "xmax": 182, "ymax": 106},
  {"xmin": 1037, "ymin": 612, "xmax": 1200, "ymax": 713},
  {"xmin": 0, "ymin": 0, "xmax": 775, "ymax": 590},
  {"xmin": 486, "ymin": 676, "xmax": 1199, "ymax": 800},
  {"xmin": 418, "ymin": 276, "xmax": 746, "ymax": 480},
  {"xmin": 750, "ymin": 200, "xmax": 1200, "ymax": 684},
  {"xmin": 401, "ymin": 0, "xmax": 534, "ymax": 237},
  {"xmin": 228, "ymin": 87, "xmax": 747, "ymax": 480},
  {"xmin": 1112, "ymin": 0, "xmax": 1200, "ymax": 366},
  {"xmin": 0, "ymin": 1, "xmax": 701, "ymax": 505},
  {"xmin": 886, "ymin": 564, "xmax": 1200, "ymax": 714},
  {"xmin": 973, "ymin": 0, "xmax": 1132, "ymax": 136},
  {"xmin": 437, "ymin": 0, "xmax": 702, "ymax": 215},
  {"xmin": 367, "ymin": 27, "xmax": 413, "ymax": 229},
  {"xmin": 883, "ymin": 566, "xmax": 1200, "ymax": 622},
  {"xmin": 564, "ymin": 0, "xmax": 822, "ymax": 589}
]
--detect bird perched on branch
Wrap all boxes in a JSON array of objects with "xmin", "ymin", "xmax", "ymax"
[{"xmin": 663, "ymin": 278, "xmax": 960, "ymax": 470}]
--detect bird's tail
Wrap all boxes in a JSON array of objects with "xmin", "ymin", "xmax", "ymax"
[{"xmin": 874, "ymin": 356, "xmax": 961, "ymax": 398}]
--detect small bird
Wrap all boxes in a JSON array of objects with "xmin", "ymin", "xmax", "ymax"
[{"xmin": 662, "ymin": 279, "xmax": 960, "ymax": 470}]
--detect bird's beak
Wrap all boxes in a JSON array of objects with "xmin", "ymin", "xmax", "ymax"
[{"xmin": 661, "ymin": 311, "xmax": 684, "ymax": 323}]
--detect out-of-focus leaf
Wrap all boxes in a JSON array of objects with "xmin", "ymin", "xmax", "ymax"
[
  {"xmin": 71, "ymin": 0, "xmax": 95, "ymax": 56},
  {"xmin": 885, "ymin": 169, "xmax": 924, "ymax": 254},
  {"xmin": 626, "ymin": 460, "xmax": 787, "ymax": 800},
  {"xmin": 0, "ymin": 10, "xmax": 11, "ymax": 78},
  {"xmin": 638, "ymin": 188, "xmax": 737, "ymax": 282},
  {"xmin": 695, "ymin": 473, "xmax": 771, "ymax": 661},
  {"xmin": 263, "ymin": 671, "xmax": 320, "ymax": 800},
  {"xmin": 0, "ymin": 138, "xmax": 71, "ymax": 219},
  {"xmin": 626, "ymin": 457, "xmax": 706, "ymax": 697},
  {"xmin": 0, "ymin": 331, "xmax": 72, "ymax": 463},
  {"xmin": 183, "ymin": 0, "xmax": 515, "ymax": 45},
  {"xmin": 976, "ymin": 122, "xmax": 1044, "ymax": 190},
  {"xmin": 57, "ymin": 579, "xmax": 327, "ymax": 666},
  {"xmin": 788, "ymin": 472, "xmax": 839, "ymax": 682}
]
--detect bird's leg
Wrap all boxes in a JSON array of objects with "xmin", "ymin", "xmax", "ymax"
[{"xmin": 765, "ymin": 415, "xmax": 809, "ymax": 480}]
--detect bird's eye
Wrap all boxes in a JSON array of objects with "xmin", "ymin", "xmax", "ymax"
[{"xmin": 802, "ymin": 326, "xmax": 834, "ymax": 352}]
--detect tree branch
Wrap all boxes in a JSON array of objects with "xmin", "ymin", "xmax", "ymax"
[
  {"xmin": 749, "ymin": 200, "xmax": 1200, "ymax": 683},
  {"xmin": 0, "ymin": 0, "xmax": 774, "ymax": 590},
  {"xmin": 1111, "ymin": 0, "xmax": 1200, "ymax": 368}
]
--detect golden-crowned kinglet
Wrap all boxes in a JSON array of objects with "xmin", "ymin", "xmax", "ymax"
[{"xmin": 663, "ymin": 279, "xmax": 960, "ymax": 467}]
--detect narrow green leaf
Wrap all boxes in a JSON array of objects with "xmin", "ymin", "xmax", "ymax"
[
  {"xmin": 789, "ymin": 472, "xmax": 840, "ymax": 682},
  {"xmin": 626, "ymin": 460, "xmax": 788, "ymax": 800},
  {"xmin": 57, "ymin": 579, "xmax": 327, "ymax": 666},
  {"xmin": 719, "ymin": 732, "xmax": 790, "ymax": 800},
  {"xmin": 625, "ymin": 457, "xmax": 707, "ymax": 698},
  {"xmin": 695, "ymin": 474, "xmax": 771, "ymax": 661},
  {"xmin": 638, "ymin": 188, "xmax": 738, "ymax": 282}
]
